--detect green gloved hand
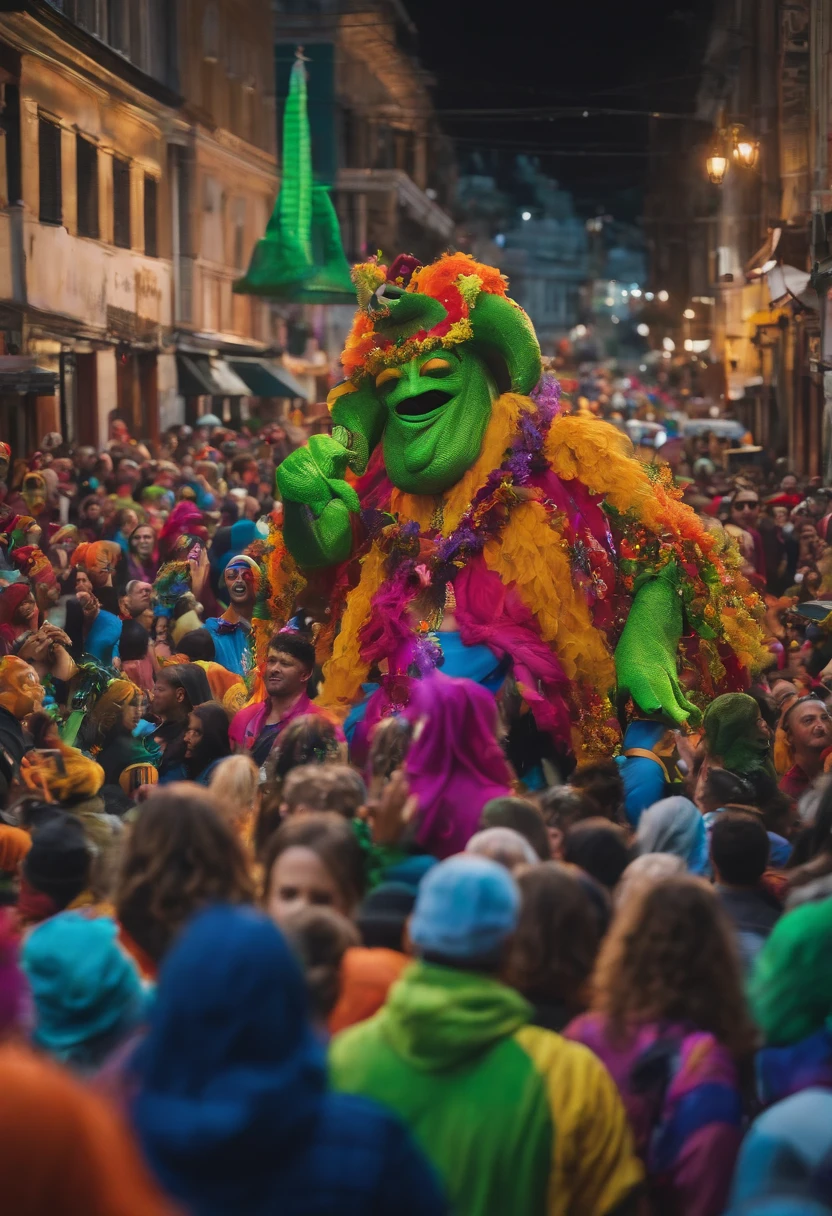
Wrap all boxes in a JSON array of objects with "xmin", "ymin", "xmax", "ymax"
[
  {"xmin": 614, "ymin": 562, "xmax": 702, "ymax": 727},
  {"xmin": 276, "ymin": 379, "xmax": 387, "ymax": 569},
  {"xmin": 276, "ymin": 433, "xmax": 360, "ymax": 568}
]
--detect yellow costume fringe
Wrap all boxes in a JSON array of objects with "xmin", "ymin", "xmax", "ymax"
[
  {"xmin": 484, "ymin": 499, "xmax": 616, "ymax": 695},
  {"xmin": 316, "ymin": 543, "xmax": 388, "ymax": 717},
  {"xmin": 313, "ymin": 400, "xmax": 768, "ymax": 720}
]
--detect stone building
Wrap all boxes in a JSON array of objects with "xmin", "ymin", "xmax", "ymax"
[
  {"xmin": 0, "ymin": 0, "xmax": 285, "ymax": 450},
  {"xmin": 174, "ymin": 0, "xmax": 288, "ymax": 428},
  {"xmin": 273, "ymin": 0, "xmax": 455, "ymax": 265},
  {"xmin": 0, "ymin": 0, "xmax": 178, "ymax": 450}
]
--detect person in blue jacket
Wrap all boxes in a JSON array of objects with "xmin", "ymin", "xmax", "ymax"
[
  {"xmin": 616, "ymin": 719, "xmax": 685, "ymax": 827},
  {"xmin": 204, "ymin": 554, "xmax": 257, "ymax": 678},
  {"xmin": 129, "ymin": 904, "xmax": 447, "ymax": 1216}
]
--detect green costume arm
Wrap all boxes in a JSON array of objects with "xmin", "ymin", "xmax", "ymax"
[
  {"xmin": 275, "ymin": 382, "xmax": 385, "ymax": 568},
  {"xmin": 614, "ymin": 561, "xmax": 702, "ymax": 727}
]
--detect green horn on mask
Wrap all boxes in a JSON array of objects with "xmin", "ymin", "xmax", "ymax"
[
  {"xmin": 371, "ymin": 285, "xmax": 447, "ymax": 340},
  {"xmin": 468, "ymin": 292, "xmax": 542, "ymax": 395}
]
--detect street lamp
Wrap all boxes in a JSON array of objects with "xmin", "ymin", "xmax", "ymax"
[
  {"xmin": 705, "ymin": 116, "xmax": 760, "ymax": 184},
  {"xmin": 706, "ymin": 141, "xmax": 729, "ymax": 185},
  {"xmin": 733, "ymin": 132, "xmax": 760, "ymax": 169}
]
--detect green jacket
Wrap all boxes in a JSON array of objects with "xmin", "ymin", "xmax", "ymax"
[{"xmin": 330, "ymin": 961, "xmax": 642, "ymax": 1216}]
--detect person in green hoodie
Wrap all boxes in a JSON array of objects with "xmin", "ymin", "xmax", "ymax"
[{"xmin": 329, "ymin": 855, "xmax": 644, "ymax": 1216}]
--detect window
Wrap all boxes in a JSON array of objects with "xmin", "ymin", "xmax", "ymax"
[
  {"xmin": 74, "ymin": 0, "xmax": 107, "ymax": 36},
  {"xmin": 129, "ymin": 0, "xmax": 150, "ymax": 73},
  {"xmin": 544, "ymin": 280, "xmax": 563, "ymax": 318},
  {"xmin": 76, "ymin": 135, "xmax": 99, "ymax": 239},
  {"xmin": 232, "ymin": 197, "xmax": 247, "ymax": 270},
  {"xmin": 144, "ymin": 175, "xmax": 158, "ymax": 257},
  {"xmin": 2, "ymin": 86, "xmax": 22, "ymax": 206},
  {"xmin": 38, "ymin": 116, "xmax": 62, "ymax": 225},
  {"xmin": 112, "ymin": 155, "xmax": 131, "ymax": 248},
  {"xmin": 201, "ymin": 175, "xmax": 223, "ymax": 264},
  {"xmin": 107, "ymin": 0, "xmax": 127, "ymax": 52},
  {"xmin": 202, "ymin": 1, "xmax": 219, "ymax": 62}
]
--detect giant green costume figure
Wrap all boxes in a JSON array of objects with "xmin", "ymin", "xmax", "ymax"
[{"xmin": 271, "ymin": 252, "xmax": 766, "ymax": 762}]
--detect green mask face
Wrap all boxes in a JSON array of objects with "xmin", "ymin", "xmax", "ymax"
[{"xmin": 377, "ymin": 347, "xmax": 498, "ymax": 495}]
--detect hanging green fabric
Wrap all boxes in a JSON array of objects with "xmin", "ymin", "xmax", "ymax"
[{"xmin": 235, "ymin": 50, "xmax": 355, "ymax": 303}]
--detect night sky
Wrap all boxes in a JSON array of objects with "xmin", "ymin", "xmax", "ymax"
[{"xmin": 410, "ymin": 0, "xmax": 716, "ymax": 218}]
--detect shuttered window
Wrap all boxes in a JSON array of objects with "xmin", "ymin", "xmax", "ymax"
[
  {"xmin": 113, "ymin": 155, "xmax": 131, "ymax": 248},
  {"xmin": 144, "ymin": 175, "xmax": 158, "ymax": 257},
  {"xmin": 76, "ymin": 135, "xmax": 99, "ymax": 239},
  {"xmin": 38, "ymin": 117, "xmax": 62, "ymax": 225}
]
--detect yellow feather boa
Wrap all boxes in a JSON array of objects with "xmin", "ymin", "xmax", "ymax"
[
  {"xmin": 316, "ymin": 543, "xmax": 386, "ymax": 716},
  {"xmin": 483, "ymin": 499, "xmax": 616, "ymax": 694},
  {"xmin": 314, "ymin": 400, "xmax": 768, "ymax": 721}
]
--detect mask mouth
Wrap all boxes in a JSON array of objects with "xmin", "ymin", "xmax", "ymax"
[{"xmin": 395, "ymin": 389, "xmax": 453, "ymax": 419}]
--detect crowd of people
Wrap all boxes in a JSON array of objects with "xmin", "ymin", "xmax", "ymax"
[{"xmin": 3, "ymin": 412, "xmax": 832, "ymax": 1214}]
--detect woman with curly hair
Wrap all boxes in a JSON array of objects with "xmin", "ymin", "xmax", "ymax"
[
  {"xmin": 505, "ymin": 862, "xmax": 601, "ymax": 1032},
  {"xmin": 115, "ymin": 785, "xmax": 254, "ymax": 976},
  {"xmin": 565, "ymin": 876, "xmax": 755, "ymax": 1216}
]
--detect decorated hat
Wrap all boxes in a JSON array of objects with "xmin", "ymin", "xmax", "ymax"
[
  {"xmin": 339, "ymin": 251, "xmax": 542, "ymax": 395},
  {"xmin": 12, "ymin": 545, "xmax": 55, "ymax": 586}
]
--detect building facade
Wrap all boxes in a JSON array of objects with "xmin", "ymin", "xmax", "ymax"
[
  {"xmin": 0, "ymin": 0, "xmax": 179, "ymax": 451},
  {"xmin": 649, "ymin": 0, "xmax": 832, "ymax": 475},
  {"xmin": 273, "ymin": 0, "xmax": 455, "ymax": 266},
  {"xmin": 456, "ymin": 158, "xmax": 590, "ymax": 352},
  {"xmin": 0, "ymin": 0, "xmax": 285, "ymax": 451},
  {"xmin": 173, "ymin": 0, "xmax": 282, "ymax": 428}
]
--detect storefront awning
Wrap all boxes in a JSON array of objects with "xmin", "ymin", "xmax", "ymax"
[
  {"xmin": 227, "ymin": 358, "xmax": 308, "ymax": 400},
  {"xmin": 208, "ymin": 358, "xmax": 251, "ymax": 396},
  {"xmin": 177, "ymin": 354, "xmax": 214, "ymax": 397},
  {"xmin": 0, "ymin": 361, "xmax": 58, "ymax": 394},
  {"xmin": 767, "ymin": 263, "xmax": 818, "ymax": 310},
  {"xmin": 176, "ymin": 354, "xmax": 251, "ymax": 398}
]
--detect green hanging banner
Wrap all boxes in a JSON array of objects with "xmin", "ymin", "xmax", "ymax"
[{"xmin": 234, "ymin": 49, "xmax": 355, "ymax": 304}]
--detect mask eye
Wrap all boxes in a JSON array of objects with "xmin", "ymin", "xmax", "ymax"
[
  {"xmin": 375, "ymin": 368, "xmax": 402, "ymax": 392},
  {"xmin": 419, "ymin": 358, "xmax": 454, "ymax": 379}
]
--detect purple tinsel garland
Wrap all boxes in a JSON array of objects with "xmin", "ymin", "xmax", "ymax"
[{"xmin": 359, "ymin": 377, "xmax": 562, "ymax": 677}]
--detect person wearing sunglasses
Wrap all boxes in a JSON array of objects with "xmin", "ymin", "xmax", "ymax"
[{"xmin": 729, "ymin": 490, "xmax": 766, "ymax": 582}]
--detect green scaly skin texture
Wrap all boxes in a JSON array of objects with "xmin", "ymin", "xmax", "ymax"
[
  {"xmin": 614, "ymin": 561, "xmax": 702, "ymax": 727},
  {"xmin": 275, "ymin": 348, "xmax": 497, "ymax": 567}
]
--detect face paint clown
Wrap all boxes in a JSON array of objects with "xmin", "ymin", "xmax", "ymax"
[
  {"xmin": 224, "ymin": 555, "xmax": 259, "ymax": 615},
  {"xmin": 272, "ymin": 252, "xmax": 767, "ymax": 763}
]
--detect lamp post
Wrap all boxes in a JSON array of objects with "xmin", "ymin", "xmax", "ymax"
[{"xmin": 705, "ymin": 117, "xmax": 760, "ymax": 184}]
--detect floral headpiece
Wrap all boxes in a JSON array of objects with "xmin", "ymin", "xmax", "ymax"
[{"xmin": 341, "ymin": 251, "xmax": 513, "ymax": 381}]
